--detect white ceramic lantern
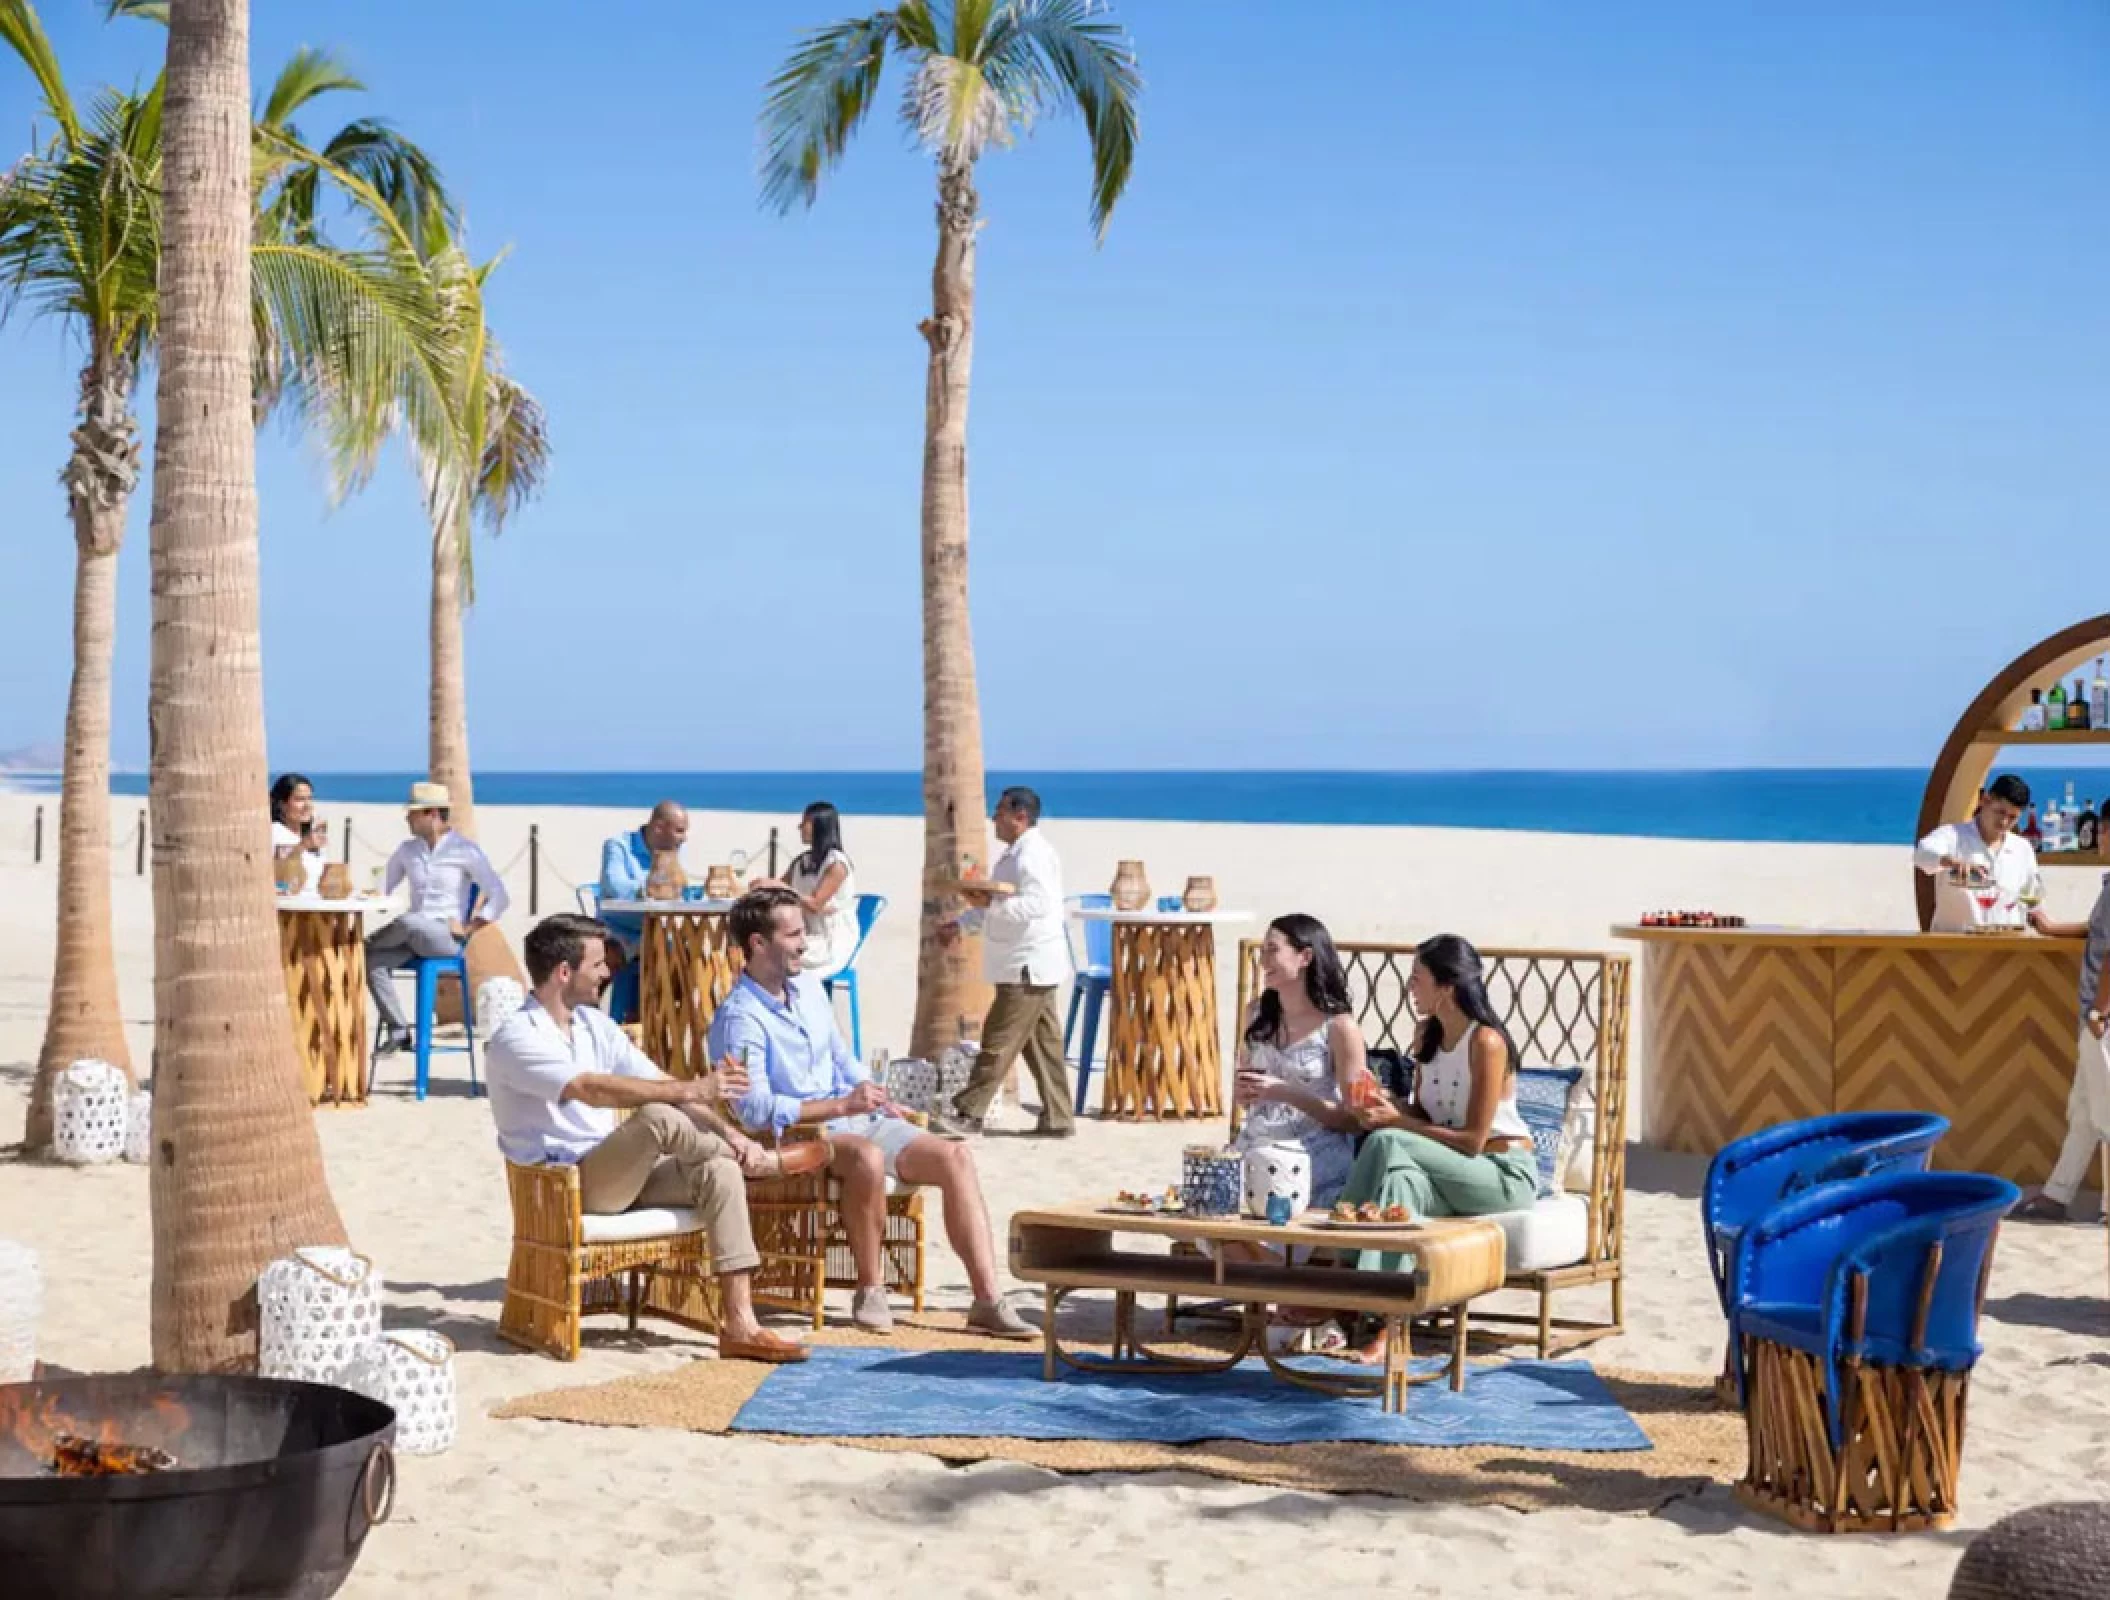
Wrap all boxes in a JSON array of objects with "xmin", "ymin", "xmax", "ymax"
[
  {"xmin": 53, "ymin": 1059, "xmax": 128, "ymax": 1165},
  {"xmin": 476, "ymin": 976, "xmax": 525, "ymax": 1037},
  {"xmin": 258, "ymin": 1247, "xmax": 381, "ymax": 1385},
  {"xmin": 123, "ymin": 1089, "xmax": 154, "ymax": 1165},
  {"xmin": 1242, "ymin": 1142, "xmax": 1313, "ymax": 1219},
  {"xmin": 882, "ymin": 1058, "xmax": 938, "ymax": 1112},
  {"xmin": 339, "ymin": 1329, "xmax": 456, "ymax": 1456},
  {"xmin": 0, "ymin": 1239, "xmax": 41, "ymax": 1382}
]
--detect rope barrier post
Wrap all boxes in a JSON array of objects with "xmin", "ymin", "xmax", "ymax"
[
  {"xmin": 343, "ymin": 816, "xmax": 352, "ymax": 864},
  {"xmin": 768, "ymin": 827, "xmax": 778, "ymax": 878},
  {"xmin": 135, "ymin": 809, "xmax": 146, "ymax": 876},
  {"xmin": 33, "ymin": 805, "xmax": 42, "ymax": 864},
  {"xmin": 529, "ymin": 824, "xmax": 540, "ymax": 916}
]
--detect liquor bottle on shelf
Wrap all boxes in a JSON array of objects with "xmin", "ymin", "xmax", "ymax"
[
  {"xmin": 2067, "ymin": 779, "xmax": 2079, "ymax": 818},
  {"xmin": 2049, "ymin": 680, "xmax": 2068, "ymax": 730},
  {"xmin": 2022, "ymin": 688, "xmax": 2046, "ymax": 732},
  {"xmin": 2095, "ymin": 658, "xmax": 2110, "ymax": 730},
  {"xmin": 2072, "ymin": 680, "xmax": 2093, "ymax": 733},
  {"xmin": 2081, "ymin": 799, "xmax": 2101, "ymax": 856},
  {"xmin": 2022, "ymin": 802, "xmax": 2042, "ymax": 847}
]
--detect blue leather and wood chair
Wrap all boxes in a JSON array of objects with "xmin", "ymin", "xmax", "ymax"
[
  {"xmin": 1729, "ymin": 1168, "xmax": 2018, "ymax": 1533},
  {"xmin": 1063, "ymin": 893, "xmax": 1114, "ymax": 1113}
]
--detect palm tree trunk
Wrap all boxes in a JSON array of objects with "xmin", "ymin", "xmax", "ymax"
[
  {"xmin": 148, "ymin": 0, "xmax": 346, "ymax": 1373},
  {"xmin": 24, "ymin": 361, "xmax": 142, "ymax": 1150},
  {"xmin": 909, "ymin": 157, "xmax": 993, "ymax": 1059},
  {"xmin": 428, "ymin": 511, "xmax": 477, "ymax": 837}
]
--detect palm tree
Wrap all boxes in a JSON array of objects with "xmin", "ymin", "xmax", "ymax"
[
  {"xmin": 146, "ymin": 0, "xmax": 352, "ymax": 1372},
  {"xmin": 761, "ymin": 1, "xmax": 1139, "ymax": 1056},
  {"xmin": 407, "ymin": 233, "xmax": 548, "ymax": 842},
  {"xmin": 1, "ymin": 0, "xmax": 455, "ymax": 1149}
]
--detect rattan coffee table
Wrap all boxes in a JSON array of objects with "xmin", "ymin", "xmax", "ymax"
[{"xmin": 1008, "ymin": 1204, "xmax": 1507, "ymax": 1413}]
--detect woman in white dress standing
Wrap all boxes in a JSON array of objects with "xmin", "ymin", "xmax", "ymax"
[
  {"xmin": 1232, "ymin": 912, "xmax": 1365, "ymax": 1209},
  {"xmin": 782, "ymin": 801, "xmax": 860, "ymax": 980},
  {"xmin": 269, "ymin": 772, "xmax": 327, "ymax": 893}
]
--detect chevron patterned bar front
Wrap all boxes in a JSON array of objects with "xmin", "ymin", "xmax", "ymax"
[{"xmin": 1619, "ymin": 924, "xmax": 2085, "ymax": 1184}]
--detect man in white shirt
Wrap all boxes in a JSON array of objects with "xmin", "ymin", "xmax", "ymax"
[
  {"xmin": 937, "ymin": 786, "xmax": 1074, "ymax": 1137},
  {"xmin": 365, "ymin": 781, "xmax": 512, "ymax": 1054},
  {"xmin": 485, "ymin": 913, "xmax": 821, "ymax": 1363},
  {"xmin": 1913, "ymin": 774, "xmax": 2038, "ymax": 932}
]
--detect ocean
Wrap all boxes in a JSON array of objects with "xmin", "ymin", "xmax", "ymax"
[{"xmin": 70, "ymin": 766, "xmax": 2110, "ymax": 847}]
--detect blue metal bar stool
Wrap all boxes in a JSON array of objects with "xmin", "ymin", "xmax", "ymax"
[
  {"xmin": 822, "ymin": 894, "xmax": 887, "ymax": 1059},
  {"xmin": 1064, "ymin": 893, "xmax": 1113, "ymax": 1113}
]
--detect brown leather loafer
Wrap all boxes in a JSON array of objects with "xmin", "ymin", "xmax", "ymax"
[
  {"xmin": 746, "ymin": 1140, "xmax": 832, "ymax": 1182},
  {"xmin": 719, "ymin": 1328, "xmax": 810, "ymax": 1364}
]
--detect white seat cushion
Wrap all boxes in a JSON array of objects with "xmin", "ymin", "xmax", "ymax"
[
  {"xmin": 1484, "ymin": 1193, "xmax": 1589, "ymax": 1274},
  {"xmin": 581, "ymin": 1205, "xmax": 703, "ymax": 1244}
]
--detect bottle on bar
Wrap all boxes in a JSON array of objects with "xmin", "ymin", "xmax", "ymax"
[
  {"xmin": 2073, "ymin": 679, "xmax": 2093, "ymax": 732},
  {"xmin": 2081, "ymin": 799, "xmax": 2101, "ymax": 856},
  {"xmin": 2022, "ymin": 801, "xmax": 2043, "ymax": 846},
  {"xmin": 2023, "ymin": 688, "xmax": 2047, "ymax": 732},
  {"xmin": 2050, "ymin": 680, "xmax": 2068, "ymax": 730},
  {"xmin": 2096, "ymin": 658, "xmax": 2110, "ymax": 730}
]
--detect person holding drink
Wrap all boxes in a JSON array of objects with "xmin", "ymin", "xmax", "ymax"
[
  {"xmin": 1230, "ymin": 913, "xmax": 1365, "ymax": 1210},
  {"xmin": 269, "ymin": 772, "xmax": 327, "ymax": 893},
  {"xmin": 1914, "ymin": 773, "xmax": 2039, "ymax": 931}
]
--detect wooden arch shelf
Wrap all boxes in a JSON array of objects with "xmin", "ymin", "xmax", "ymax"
[{"xmin": 1916, "ymin": 611, "xmax": 2110, "ymax": 930}]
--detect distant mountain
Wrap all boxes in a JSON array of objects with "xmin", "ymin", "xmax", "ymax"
[{"xmin": 0, "ymin": 742, "xmax": 64, "ymax": 771}]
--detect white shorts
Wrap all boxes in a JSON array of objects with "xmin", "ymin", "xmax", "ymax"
[{"xmin": 825, "ymin": 1111, "xmax": 923, "ymax": 1178}]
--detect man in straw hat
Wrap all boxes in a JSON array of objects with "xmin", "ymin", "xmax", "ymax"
[{"xmin": 366, "ymin": 780, "xmax": 511, "ymax": 1055}]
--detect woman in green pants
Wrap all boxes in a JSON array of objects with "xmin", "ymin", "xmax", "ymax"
[{"xmin": 1339, "ymin": 934, "xmax": 1538, "ymax": 1276}]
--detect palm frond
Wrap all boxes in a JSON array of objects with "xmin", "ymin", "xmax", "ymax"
[
  {"xmin": 251, "ymin": 240, "xmax": 456, "ymax": 498},
  {"xmin": 474, "ymin": 367, "xmax": 549, "ymax": 536},
  {"xmin": 759, "ymin": 10, "xmax": 904, "ymax": 214},
  {"xmin": 983, "ymin": 0, "xmax": 1139, "ymax": 239},
  {"xmin": 951, "ymin": 0, "xmax": 998, "ymax": 61},
  {"xmin": 260, "ymin": 46, "xmax": 364, "ymax": 135},
  {"xmin": 102, "ymin": 0, "xmax": 168, "ymax": 24},
  {"xmin": 1, "ymin": 0, "xmax": 81, "ymax": 148},
  {"xmin": 0, "ymin": 88, "xmax": 160, "ymax": 341},
  {"xmin": 904, "ymin": 52, "xmax": 1009, "ymax": 166},
  {"xmin": 319, "ymin": 118, "xmax": 456, "ymax": 246}
]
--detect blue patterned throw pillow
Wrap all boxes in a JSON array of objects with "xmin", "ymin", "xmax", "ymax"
[{"xmin": 1513, "ymin": 1066, "xmax": 1585, "ymax": 1198}]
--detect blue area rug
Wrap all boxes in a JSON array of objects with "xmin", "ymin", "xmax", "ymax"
[{"xmin": 730, "ymin": 1348, "xmax": 1651, "ymax": 1452}]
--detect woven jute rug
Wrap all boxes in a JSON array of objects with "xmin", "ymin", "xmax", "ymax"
[{"xmin": 492, "ymin": 1313, "xmax": 1741, "ymax": 1514}]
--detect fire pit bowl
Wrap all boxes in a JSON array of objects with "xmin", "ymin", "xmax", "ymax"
[{"xmin": 0, "ymin": 1373, "xmax": 396, "ymax": 1600}]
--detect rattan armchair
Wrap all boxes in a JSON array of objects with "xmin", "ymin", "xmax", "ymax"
[
  {"xmin": 498, "ymin": 1158, "xmax": 721, "ymax": 1360},
  {"xmin": 745, "ymin": 1124, "xmax": 927, "ymax": 1329}
]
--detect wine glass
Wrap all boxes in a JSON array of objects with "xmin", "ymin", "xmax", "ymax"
[{"xmin": 2018, "ymin": 870, "xmax": 2046, "ymax": 929}]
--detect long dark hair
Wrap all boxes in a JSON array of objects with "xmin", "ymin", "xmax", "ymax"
[
  {"xmin": 1245, "ymin": 913, "xmax": 1352, "ymax": 1046},
  {"xmin": 792, "ymin": 801, "xmax": 848, "ymax": 878},
  {"xmin": 269, "ymin": 772, "xmax": 313, "ymax": 836},
  {"xmin": 1411, "ymin": 934, "xmax": 1518, "ymax": 1073}
]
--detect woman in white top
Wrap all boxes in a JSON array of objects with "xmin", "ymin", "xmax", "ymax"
[
  {"xmin": 1232, "ymin": 913, "xmax": 1363, "ymax": 1208},
  {"xmin": 1340, "ymin": 934, "xmax": 1539, "ymax": 1230},
  {"xmin": 269, "ymin": 772, "xmax": 327, "ymax": 893},
  {"xmin": 784, "ymin": 801, "xmax": 860, "ymax": 980}
]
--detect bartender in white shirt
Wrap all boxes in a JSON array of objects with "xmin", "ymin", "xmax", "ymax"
[{"xmin": 1913, "ymin": 773, "xmax": 2038, "ymax": 931}]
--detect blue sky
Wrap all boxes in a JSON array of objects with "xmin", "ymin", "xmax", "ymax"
[{"xmin": 1, "ymin": 1, "xmax": 2104, "ymax": 772}]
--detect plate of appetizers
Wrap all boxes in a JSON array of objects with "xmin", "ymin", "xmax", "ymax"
[
  {"xmin": 1313, "ymin": 1201, "xmax": 1415, "ymax": 1229},
  {"xmin": 1102, "ymin": 1188, "xmax": 1187, "ymax": 1216}
]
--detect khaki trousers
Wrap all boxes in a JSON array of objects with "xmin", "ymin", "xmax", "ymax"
[
  {"xmin": 954, "ymin": 982, "xmax": 1073, "ymax": 1130},
  {"xmin": 575, "ymin": 1104, "xmax": 760, "ymax": 1275},
  {"xmin": 2045, "ymin": 1019, "xmax": 2110, "ymax": 1206}
]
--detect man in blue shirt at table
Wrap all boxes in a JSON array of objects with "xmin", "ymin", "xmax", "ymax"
[
  {"xmin": 709, "ymin": 885, "xmax": 1034, "ymax": 1341},
  {"xmin": 597, "ymin": 799, "xmax": 689, "ymax": 955}
]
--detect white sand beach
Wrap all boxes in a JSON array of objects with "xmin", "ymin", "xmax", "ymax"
[{"xmin": 3, "ymin": 791, "xmax": 2106, "ymax": 1598}]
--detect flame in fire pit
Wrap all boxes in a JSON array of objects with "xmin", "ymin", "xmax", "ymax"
[
  {"xmin": 50, "ymin": 1433, "xmax": 178, "ymax": 1477},
  {"xmin": 1, "ymin": 1383, "xmax": 192, "ymax": 1477}
]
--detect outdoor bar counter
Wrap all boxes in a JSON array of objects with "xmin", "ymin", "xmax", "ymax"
[{"xmin": 1612, "ymin": 924, "xmax": 2082, "ymax": 1185}]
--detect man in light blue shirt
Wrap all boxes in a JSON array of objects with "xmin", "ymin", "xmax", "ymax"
[
  {"xmin": 597, "ymin": 799, "xmax": 688, "ymax": 953},
  {"xmin": 709, "ymin": 886, "xmax": 1032, "ymax": 1340}
]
